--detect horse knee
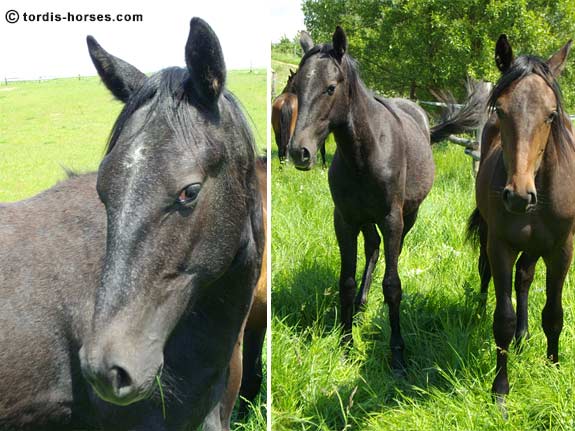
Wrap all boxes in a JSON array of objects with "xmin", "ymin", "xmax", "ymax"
[
  {"xmin": 382, "ymin": 277, "xmax": 401, "ymax": 306},
  {"xmin": 339, "ymin": 277, "xmax": 356, "ymax": 300},
  {"xmin": 493, "ymin": 306, "xmax": 516, "ymax": 346}
]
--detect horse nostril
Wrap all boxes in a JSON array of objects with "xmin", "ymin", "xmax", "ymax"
[
  {"xmin": 502, "ymin": 189, "xmax": 511, "ymax": 202},
  {"xmin": 528, "ymin": 192, "xmax": 537, "ymax": 205},
  {"xmin": 108, "ymin": 365, "xmax": 132, "ymax": 393},
  {"xmin": 301, "ymin": 147, "xmax": 311, "ymax": 162}
]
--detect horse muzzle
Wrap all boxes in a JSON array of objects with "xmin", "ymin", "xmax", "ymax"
[
  {"xmin": 502, "ymin": 186, "xmax": 537, "ymax": 214},
  {"xmin": 79, "ymin": 342, "xmax": 163, "ymax": 406}
]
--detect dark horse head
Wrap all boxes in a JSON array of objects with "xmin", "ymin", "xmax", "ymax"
[
  {"xmin": 289, "ymin": 27, "xmax": 350, "ymax": 170},
  {"xmin": 490, "ymin": 34, "xmax": 573, "ymax": 214},
  {"xmin": 79, "ymin": 18, "xmax": 263, "ymax": 407}
]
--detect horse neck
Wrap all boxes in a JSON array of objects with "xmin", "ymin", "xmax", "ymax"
[
  {"xmin": 332, "ymin": 81, "xmax": 380, "ymax": 172},
  {"xmin": 539, "ymin": 127, "xmax": 575, "ymax": 191}
]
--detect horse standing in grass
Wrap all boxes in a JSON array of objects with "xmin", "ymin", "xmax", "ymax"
[
  {"xmin": 289, "ymin": 26, "xmax": 482, "ymax": 373},
  {"xmin": 0, "ymin": 18, "xmax": 264, "ymax": 431},
  {"xmin": 468, "ymin": 35, "xmax": 574, "ymax": 409},
  {"xmin": 272, "ymin": 32, "xmax": 326, "ymax": 166}
]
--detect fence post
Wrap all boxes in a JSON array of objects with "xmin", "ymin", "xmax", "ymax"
[{"xmin": 271, "ymin": 70, "xmax": 276, "ymax": 100}]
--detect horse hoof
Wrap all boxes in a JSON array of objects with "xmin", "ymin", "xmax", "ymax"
[
  {"xmin": 390, "ymin": 351, "xmax": 407, "ymax": 378},
  {"xmin": 493, "ymin": 394, "xmax": 508, "ymax": 420},
  {"xmin": 391, "ymin": 366, "xmax": 407, "ymax": 378},
  {"xmin": 353, "ymin": 301, "xmax": 367, "ymax": 315}
]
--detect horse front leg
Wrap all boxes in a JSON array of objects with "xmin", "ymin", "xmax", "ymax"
[
  {"xmin": 378, "ymin": 206, "xmax": 406, "ymax": 374},
  {"xmin": 542, "ymin": 240, "xmax": 572, "ymax": 363},
  {"xmin": 334, "ymin": 208, "xmax": 359, "ymax": 346},
  {"xmin": 514, "ymin": 252, "xmax": 538, "ymax": 347},
  {"xmin": 488, "ymin": 237, "xmax": 518, "ymax": 412}
]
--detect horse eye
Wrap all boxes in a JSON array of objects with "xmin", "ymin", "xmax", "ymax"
[
  {"xmin": 177, "ymin": 183, "xmax": 202, "ymax": 204},
  {"xmin": 546, "ymin": 111, "xmax": 558, "ymax": 124},
  {"xmin": 326, "ymin": 84, "xmax": 336, "ymax": 96},
  {"xmin": 495, "ymin": 107, "xmax": 504, "ymax": 118}
]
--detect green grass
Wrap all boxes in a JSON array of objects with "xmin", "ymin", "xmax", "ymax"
[
  {"xmin": 271, "ymin": 63, "xmax": 575, "ymax": 429},
  {"xmin": 0, "ymin": 71, "xmax": 267, "ymax": 430}
]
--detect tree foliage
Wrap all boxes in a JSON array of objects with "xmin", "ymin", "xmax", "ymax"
[{"xmin": 302, "ymin": 0, "xmax": 575, "ymax": 108}]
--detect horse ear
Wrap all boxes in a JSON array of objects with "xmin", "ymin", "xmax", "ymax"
[
  {"xmin": 185, "ymin": 17, "xmax": 226, "ymax": 105},
  {"xmin": 300, "ymin": 31, "xmax": 314, "ymax": 54},
  {"xmin": 86, "ymin": 36, "xmax": 146, "ymax": 103},
  {"xmin": 332, "ymin": 26, "xmax": 347, "ymax": 62},
  {"xmin": 547, "ymin": 40, "xmax": 572, "ymax": 77},
  {"xmin": 495, "ymin": 34, "xmax": 514, "ymax": 73}
]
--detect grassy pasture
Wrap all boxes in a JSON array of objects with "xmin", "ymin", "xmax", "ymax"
[
  {"xmin": 0, "ymin": 70, "xmax": 267, "ymax": 430},
  {"xmin": 271, "ymin": 60, "xmax": 575, "ymax": 430}
]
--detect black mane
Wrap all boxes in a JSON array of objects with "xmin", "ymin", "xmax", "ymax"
[{"xmin": 488, "ymin": 55, "xmax": 573, "ymax": 155}]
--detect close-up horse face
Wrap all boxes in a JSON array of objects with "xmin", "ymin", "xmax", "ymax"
[
  {"xmin": 79, "ymin": 18, "xmax": 257, "ymax": 406},
  {"xmin": 492, "ymin": 35, "xmax": 572, "ymax": 214},
  {"xmin": 289, "ymin": 27, "xmax": 349, "ymax": 170}
]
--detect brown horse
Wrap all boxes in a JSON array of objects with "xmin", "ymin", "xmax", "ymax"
[
  {"xmin": 272, "ymin": 32, "xmax": 326, "ymax": 166},
  {"xmin": 468, "ymin": 35, "xmax": 574, "ymax": 411},
  {"xmin": 271, "ymin": 70, "xmax": 298, "ymax": 162}
]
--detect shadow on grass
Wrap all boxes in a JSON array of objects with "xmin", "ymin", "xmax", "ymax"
[{"xmin": 272, "ymin": 259, "xmax": 339, "ymax": 332}]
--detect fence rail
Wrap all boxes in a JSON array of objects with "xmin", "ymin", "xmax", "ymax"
[{"xmin": 3, "ymin": 75, "xmax": 90, "ymax": 85}]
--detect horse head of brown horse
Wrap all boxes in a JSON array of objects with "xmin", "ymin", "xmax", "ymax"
[{"xmin": 490, "ymin": 34, "xmax": 572, "ymax": 214}]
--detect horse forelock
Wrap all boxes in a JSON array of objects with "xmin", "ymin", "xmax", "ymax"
[{"xmin": 488, "ymin": 55, "xmax": 574, "ymax": 157}]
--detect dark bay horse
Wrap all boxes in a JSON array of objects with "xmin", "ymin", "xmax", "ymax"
[
  {"xmin": 289, "ymin": 26, "xmax": 483, "ymax": 373},
  {"xmin": 0, "ymin": 17, "xmax": 264, "ymax": 431},
  {"xmin": 468, "ymin": 35, "xmax": 574, "ymax": 409},
  {"xmin": 271, "ymin": 32, "xmax": 326, "ymax": 166}
]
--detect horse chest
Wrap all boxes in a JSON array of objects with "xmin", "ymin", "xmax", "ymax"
[
  {"xmin": 328, "ymin": 165, "xmax": 390, "ymax": 224},
  {"xmin": 492, "ymin": 212, "xmax": 569, "ymax": 254}
]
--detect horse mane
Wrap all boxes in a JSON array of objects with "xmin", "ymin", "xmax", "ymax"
[
  {"xmin": 104, "ymin": 67, "xmax": 257, "ymax": 163},
  {"xmin": 298, "ymin": 44, "xmax": 400, "ymax": 121},
  {"xmin": 488, "ymin": 55, "xmax": 573, "ymax": 157}
]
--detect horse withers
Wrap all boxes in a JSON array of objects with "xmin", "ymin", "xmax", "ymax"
[
  {"xmin": 0, "ymin": 17, "xmax": 264, "ymax": 431},
  {"xmin": 289, "ymin": 26, "xmax": 482, "ymax": 374},
  {"xmin": 468, "ymin": 35, "xmax": 574, "ymax": 411}
]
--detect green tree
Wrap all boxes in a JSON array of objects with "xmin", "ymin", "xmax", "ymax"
[{"xmin": 302, "ymin": 0, "xmax": 575, "ymax": 109}]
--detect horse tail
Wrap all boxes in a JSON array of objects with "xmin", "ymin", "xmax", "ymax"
[
  {"xmin": 429, "ymin": 79, "xmax": 489, "ymax": 144},
  {"xmin": 279, "ymin": 102, "xmax": 293, "ymax": 161},
  {"xmin": 466, "ymin": 207, "xmax": 485, "ymax": 247}
]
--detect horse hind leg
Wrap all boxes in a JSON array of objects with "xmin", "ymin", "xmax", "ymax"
[
  {"xmin": 238, "ymin": 327, "xmax": 266, "ymax": 417},
  {"xmin": 478, "ymin": 228, "xmax": 491, "ymax": 311},
  {"xmin": 354, "ymin": 223, "xmax": 380, "ymax": 313},
  {"xmin": 542, "ymin": 242, "xmax": 572, "ymax": 363},
  {"xmin": 514, "ymin": 252, "xmax": 538, "ymax": 348},
  {"xmin": 334, "ymin": 208, "xmax": 359, "ymax": 346}
]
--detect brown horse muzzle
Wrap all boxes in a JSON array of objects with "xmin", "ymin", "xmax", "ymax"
[{"xmin": 502, "ymin": 180, "xmax": 537, "ymax": 214}]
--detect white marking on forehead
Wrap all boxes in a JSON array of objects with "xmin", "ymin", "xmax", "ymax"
[
  {"xmin": 123, "ymin": 145, "xmax": 147, "ymax": 169},
  {"xmin": 307, "ymin": 69, "xmax": 316, "ymax": 79}
]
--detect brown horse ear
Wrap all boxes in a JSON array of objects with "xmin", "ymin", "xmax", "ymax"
[
  {"xmin": 300, "ymin": 31, "xmax": 314, "ymax": 54},
  {"xmin": 495, "ymin": 34, "xmax": 514, "ymax": 73},
  {"xmin": 547, "ymin": 40, "xmax": 572, "ymax": 77},
  {"xmin": 332, "ymin": 26, "xmax": 347, "ymax": 62},
  {"xmin": 86, "ymin": 36, "xmax": 147, "ymax": 103},
  {"xmin": 185, "ymin": 17, "xmax": 226, "ymax": 106}
]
